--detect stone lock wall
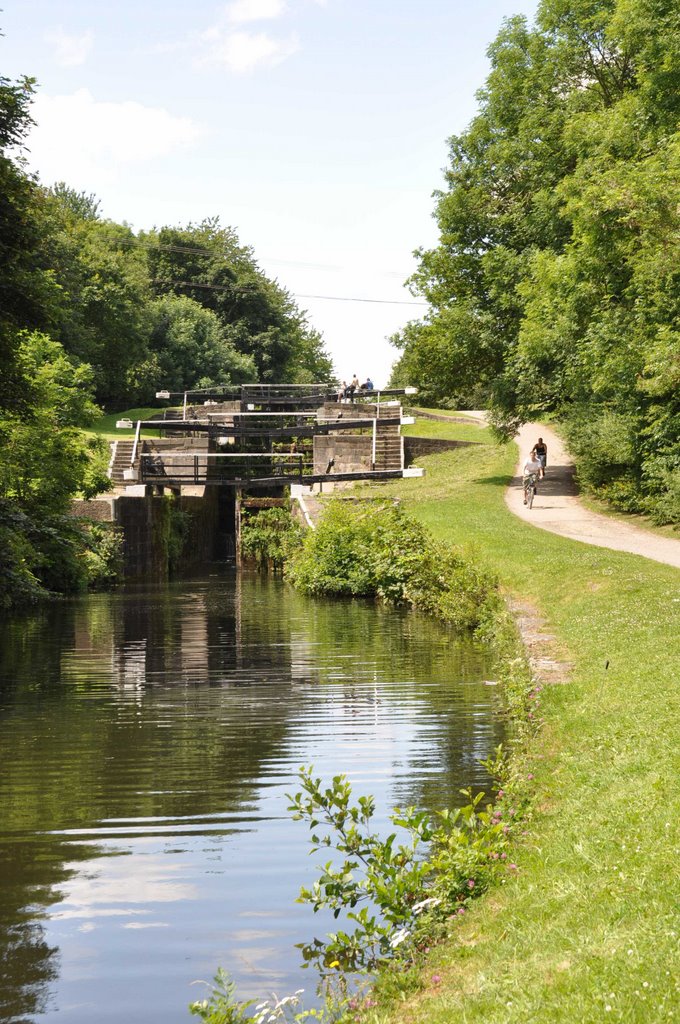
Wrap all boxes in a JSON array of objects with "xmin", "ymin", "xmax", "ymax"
[
  {"xmin": 403, "ymin": 436, "xmax": 480, "ymax": 465},
  {"xmin": 115, "ymin": 495, "xmax": 171, "ymax": 581},
  {"xmin": 313, "ymin": 434, "xmax": 373, "ymax": 474}
]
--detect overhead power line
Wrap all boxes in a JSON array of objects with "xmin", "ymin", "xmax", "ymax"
[
  {"xmin": 151, "ymin": 278, "xmax": 428, "ymax": 307},
  {"xmin": 294, "ymin": 293, "xmax": 426, "ymax": 307},
  {"xmin": 117, "ymin": 237, "xmax": 422, "ymax": 301}
]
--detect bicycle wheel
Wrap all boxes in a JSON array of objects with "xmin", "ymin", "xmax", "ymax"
[{"xmin": 528, "ymin": 483, "xmax": 535, "ymax": 509}]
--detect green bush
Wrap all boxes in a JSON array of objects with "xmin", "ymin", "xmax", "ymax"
[
  {"xmin": 0, "ymin": 501, "xmax": 124, "ymax": 610},
  {"xmin": 287, "ymin": 766, "xmax": 510, "ymax": 977},
  {"xmin": 642, "ymin": 463, "xmax": 680, "ymax": 526},
  {"xmin": 80, "ymin": 522, "xmax": 124, "ymax": 588},
  {"xmin": 0, "ymin": 504, "xmax": 47, "ymax": 608},
  {"xmin": 561, "ymin": 406, "xmax": 680, "ymax": 524},
  {"xmin": 287, "ymin": 500, "xmax": 496, "ymax": 631},
  {"xmin": 240, "ymin": 506, "xmax": 304, "ymax": 571},
  {"xmin": 561, "ymin": 407, "xmax": 639, "ymax": 490}
]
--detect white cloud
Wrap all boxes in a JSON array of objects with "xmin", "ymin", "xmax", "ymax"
[
  {"xmin": 226, "ymin": 0, "xmax": 287, "ymax": 23},
  {"xmin": 45, "ymin": 27, "xmax": 94, "ymax": 67},
  {"xmin": 27, "ymin": 89, "xmax": 204, "ymax": 186},
  {"xmin": 200, "ymin": 29, "xmax": 299, "ymax": 73}
]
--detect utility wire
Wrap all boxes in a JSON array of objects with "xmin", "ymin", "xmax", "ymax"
[
  {"xmin": 292, "ymin": 293, "xmax": 426, "ymax": 307},
  {"xmin": 118, "ymin": 237, "xmax": 424, "ymax": 303},
  {"xmin": 150, "ymin": 278, "xmax": 428, "ymax": 306}
]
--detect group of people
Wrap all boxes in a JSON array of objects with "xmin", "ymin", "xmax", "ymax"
[
  {"xmin": 337, "ymin": 374, "xmax": 374, "ymax": 402},
  {"xmin": 522, "ymin": 437, "xmax": 548, "ymax": 504}
]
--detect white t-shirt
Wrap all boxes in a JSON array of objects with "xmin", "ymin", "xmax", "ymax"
[{"xmin": 523, "ymin": 457, "xmax": 541, "ymax": 476}]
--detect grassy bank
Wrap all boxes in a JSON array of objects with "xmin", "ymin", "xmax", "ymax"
[
  {"xmin": 88, "ymin": 407, "xmax": 162, "ymax": 440},
  {"xmin": 352, "ymin": 417, "xmax": 679, "ymax": 1023}
]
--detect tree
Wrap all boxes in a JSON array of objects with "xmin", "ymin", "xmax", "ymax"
[
  {"xmin": 148, "ymin": 293, "xmax": 256, "ymax": 392},
  {"xmin": 0, "ymin": 72, "xmax": 57, "ymax": 409},
  {"xmin": 39, "ymin": 192, "xmax": 154, "ymax": 407},
  {"xmin": 390, "ymin": 0, "xmax": 680, "ymax": 522},
  {"xmin": 143, "ymin": 218, "xmax": 333, "ymax": 383},
  {"xmin": 0, "ymin": 332, "xmax": 111, "ymax": 607}
]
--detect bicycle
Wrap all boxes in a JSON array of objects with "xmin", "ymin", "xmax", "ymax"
[{"xmin": 523, "ymin": 472, "xmax": 538, "ymax": 509}]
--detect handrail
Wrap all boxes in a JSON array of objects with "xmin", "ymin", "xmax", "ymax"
[
  {"xmin": 130, "ymin": 420, "xmax": 142, "ymax": 466},
  {"xmin": 139, "ymin": 451, "xmax": 308, "ymax": 459}
]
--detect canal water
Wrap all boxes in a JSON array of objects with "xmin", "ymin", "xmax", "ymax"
[{"xmin": 0, "ymin": 572, "xmax": 504, "ymax": 1023}]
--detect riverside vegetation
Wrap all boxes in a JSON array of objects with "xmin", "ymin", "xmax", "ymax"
[
  {"xmin": 218, "ymin": 413, "xmax": 679, "ymax": 1023},
  {"xmin": 195, "ymin": 500, "xmax": 535, "ymax": 1022},
  {"xmin": 355, "ymin": 416, "xmax": 679, "ymax": 1023}
]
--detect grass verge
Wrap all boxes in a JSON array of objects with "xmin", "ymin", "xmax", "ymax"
[
  {"xmin": 87, "ymin": 407, "xmax": 162, "ymax": 440},
  {"xmin": 350, "ymin": 417, "xmax": 680, "ymax": 1024}
]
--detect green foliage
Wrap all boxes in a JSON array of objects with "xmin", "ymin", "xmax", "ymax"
[
  {"xmin": 240, "ymin": 506, "xmax": 304, "ymax": 570},
  {"xmin": 287, "ymin": 766, "xmax": 510, "ymax": 977},
  {"xmin": 0, "ymin": 502, "xmax": 46, "ymax": 608},
  {"xmin": 79, "ymin": 522, "xmax": 123, "ymax": 588},
  {"xmin": 0, "ymin": 330, "xmax": 115, "ymax": 608},
  {"xmin": 390, "ymin": 0, "xmax": 680, "ymax": 524},
  {"xmin": 141, "ymin": 218, "xmax": 333, "ymax": 388},
  {"xmin": 148, "ymin": 293, "xmax": 256, "ymax": 393},
  {"xmin": 39, "ymin": 198, "xmax": 155, "ymax": 407},
  {"xmin": 0, "ymin": 72, "xmax": 58, "ymax": 411},
  {"xmin": 0, "ymin": 332, "xmax": 108, "ymax": 514},
  {"xmin": 0, "ymin": 504, "xmax": 122, "ymax": 609},
  {"xmin": 287, "ymin": 500, "xmax": 496, "ymax": 631},
  {"xmin": 189, "ymin": 967, "xmax": 331, "ymax": 1024}
]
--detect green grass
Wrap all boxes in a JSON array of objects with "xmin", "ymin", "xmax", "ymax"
[
  {"xmin": 352, "ymin": 418, "xmax": 680, "ymax": 1024},
  {"xmin": 88, "ymin": 407, "xmax": 163, "ymax": 440},
  {"xmin": 402, "ymin": 416, "xmax": 489, "ymax": 445}
]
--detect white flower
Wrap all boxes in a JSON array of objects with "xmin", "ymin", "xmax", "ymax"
[
  {"xmin": 412, "ymin": 896, "xmax": 442, "ymax": 915},
  {"xmin": 389, "ymin": 927, "xmax": 409, "ymax": 948}
]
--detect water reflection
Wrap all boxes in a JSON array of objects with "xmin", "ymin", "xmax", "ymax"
[{"xmin": 0, "ymin": 572, "xmax": 504, "ymax": 1023}]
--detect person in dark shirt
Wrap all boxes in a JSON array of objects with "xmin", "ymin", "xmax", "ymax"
[{"xmin": 533, "ymin": 437, "xmax": 548, "ymax": 478}]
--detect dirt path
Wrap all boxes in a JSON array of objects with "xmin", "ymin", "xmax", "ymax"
[{"xmin": 505, "ymin": 422, "xmax": 680, "ymax": 569}]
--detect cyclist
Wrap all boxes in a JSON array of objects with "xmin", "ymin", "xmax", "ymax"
[
  {"xmin": 533, "ymin": 437, "xmax": 548, "ymax": 478},
  {"xmin": 522, "ymin": 451, "xmax": 542, "ymax": 505}
]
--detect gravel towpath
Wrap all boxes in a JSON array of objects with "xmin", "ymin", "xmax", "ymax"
[{"xmin": 464, "ymin": 415, "xmax": 680, "ymax": 570}]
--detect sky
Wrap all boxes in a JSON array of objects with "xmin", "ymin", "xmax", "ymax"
[{"xmin": 2, "ymin": 0, "xmax": 539, "ymax": 386}]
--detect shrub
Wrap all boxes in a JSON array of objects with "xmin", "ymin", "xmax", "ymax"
[
  {"xmin": 287, "ymin": 766, "xmax": 509, "ymax": 977},
  {"xmin": 80, "ymin": 522, "xmax": 124, "ymax": 588},
  {"xmin": 240, "ymin": 506, "xmax": 304, "ymax": 571},
  {"xmin": 643, "ymin": 464, "xmax": 680, "ymax": 526},
  {"xmin": 561, "ymin": 407, "xmax": 639, "ymax": 491},
  {"xmin": 287, "ymin": 500, "xmax": 496, "ymax": 631}
]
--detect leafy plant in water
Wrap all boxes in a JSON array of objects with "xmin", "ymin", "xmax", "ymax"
[
  {"xmin": 287, "ymin": 500, "xmax": 496, "ymax": 631},
  {"xmin": 240, "ymin": 506, "xmax": 304, "ymax": 571},
  {"xmin": 189, "ymin": 969, "xmax": 340, "ymax": 1024},
  {"xmin": 287, "ymin": 766, "xmax": 509, "ymax": 977}
]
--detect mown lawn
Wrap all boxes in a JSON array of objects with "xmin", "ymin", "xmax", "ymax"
[
  {"xmin": 355, "ymin": 417, "xmax": 680, "ymax": 1023},
  {"xmin": 87, "ymin": 407, "xmax": 163, "ymax": 440}
]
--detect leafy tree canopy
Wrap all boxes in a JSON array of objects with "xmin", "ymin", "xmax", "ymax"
[{"xmin": 390, "ymin": 0, "xmax": 680, "ymax": 523}]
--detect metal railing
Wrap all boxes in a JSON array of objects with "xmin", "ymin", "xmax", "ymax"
[
  {"xmin": 139, "ymin": 451, "xmax": 309, "ymax": 485},
  {"xmin": 130, "ymin": 420, "xmax": 142, "ymax": 466}
]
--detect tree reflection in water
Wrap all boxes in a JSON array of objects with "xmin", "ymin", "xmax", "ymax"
[{"xmin": 0, "ymin": 572, "xmax": 504, "ymax": 1023}]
